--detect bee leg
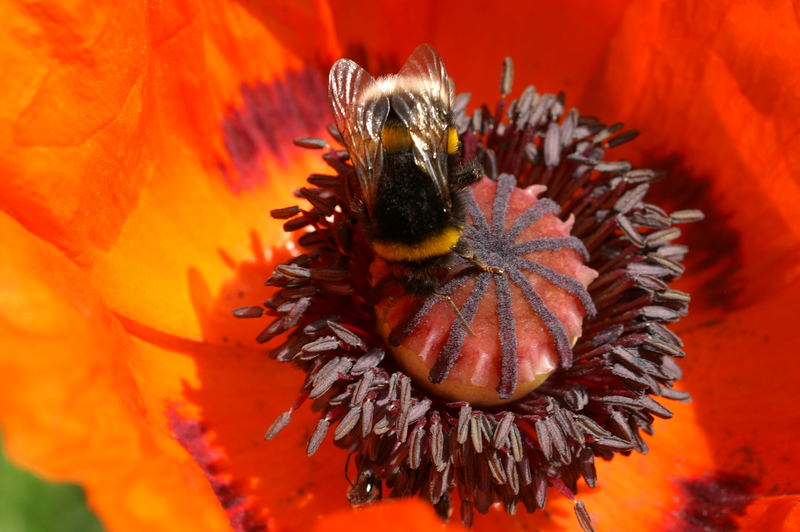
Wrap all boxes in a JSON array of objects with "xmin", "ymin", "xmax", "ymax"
[
  {"xmin": 344, "ymin": 451, "xmax": 355, "ymax": 487},
  {"xmin": 471, "ymin": 255, "xmax": 504, "ymax": 275},
  {"xmin": 455, "ymin": 241, "xmax": 504, "ymax": 275},
  {"xmin": 433, "ymin": 292, "xmax": 476, "ymax": 337},
  {"xmin": 449, "ymin": 158, "xmax": 483, "ymax": 190}
]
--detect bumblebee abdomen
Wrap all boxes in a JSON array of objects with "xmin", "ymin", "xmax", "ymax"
[
  {"xmin": 372, "ymin": 157, "xmax": 450, "ymax": 231},
  {"xmin": 372, "ymin": 226, "xmax": 462, "ymax": 262},
  {"xmin": 369, "ymin": 151, "xmax": 464, "ymax": 263}
]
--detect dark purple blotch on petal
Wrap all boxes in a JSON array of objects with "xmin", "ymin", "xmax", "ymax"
[
  {"xmin": 646, "ymin": 156, "xmax": 743, "ymax": 312},
  {"xmin": 166, "ymin": 408, "xmax": 267, "ymax": 532},
  {"xmin": 665, "ymin": 471, "xmax": 757, "ymax": 532},
  {"xmin": 221, "ymin": 68, "xmax": 329, "ymax": 193}
]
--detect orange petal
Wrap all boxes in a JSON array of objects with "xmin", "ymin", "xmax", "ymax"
[
  {"xmin": 314, "ymin": 498, "xmax": 464, "ymax": 532},
  {"xmin": 0, "ymin": 1, "xmax": 153, "ymax": 254},
  {"xmin": 0, "ymin": 202, "xmax": 362, "ymax": 530},
  {"xmin": 583, "ymin": 0, "xmax": 800, "ymax": 304},
  {"xmin": 0, "ymin": 0, "xmax": 338, "ymax": 341},
  {"xmin": 305, "ymin": 491, "xmax": 800, "ymax": 532},
  {"xmin": 678, "ymin": 278, "xmax": 800, "ymax": 501},
  {"xmin": 325, "ymin": 0, "xmax": 631, "ymax": 105},
  {"xmin": 739, "ymin": 495, "xmax": 800, "ymax": 532},
  {"xmin": 135, "ymin": 328, "xmax": 352, "ymax": 530},
  {"xmin": 0, "ymin": 210, "xmax": 230, "ymax": 531},
  {"xmin": 85, "ymin": 146, "xmax": 325, "ymax": 343},
  {"xmin": 3, "ymin": 1, "xmax": 800, "ymax": 531}
]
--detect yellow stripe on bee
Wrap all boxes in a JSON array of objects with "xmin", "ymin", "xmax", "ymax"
[
  {"xmin": 447, "ymin": 127, "xmax": 459, "ymax": 154},
  {"xmin": 382, "ymin": 126, "xmax": 459, "ymax": 154},
  {"xmin": 382, "ymin": 125, "xmax": 412, "ymax": 152},
  {"xmin": 372, "ymin": 226, "xmax": 462, "ymax": 262}
]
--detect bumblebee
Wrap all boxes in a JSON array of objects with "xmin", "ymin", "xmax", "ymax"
[{"xmin": 328, "ymin": 44, "xmax": 485, "ymax": 295}]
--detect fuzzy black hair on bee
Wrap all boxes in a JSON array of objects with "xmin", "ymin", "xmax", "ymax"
[{"xmin": 328, "ymin": 44, "xmax": 483, "ymax": 295}]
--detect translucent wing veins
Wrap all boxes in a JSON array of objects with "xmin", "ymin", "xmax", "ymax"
[
  {"xmin": 328, "ymin": 59, "xmax": 389, "ymax": 216},
  {"xmin": 390, "ymin": 44, "xmax": 454, "ymax": 210}
]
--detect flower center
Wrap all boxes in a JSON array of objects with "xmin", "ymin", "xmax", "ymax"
[
  {"xmin": 246, "ymin": 46, "xmax": 703, "ymax": 532},
  {"xmin": 374, "ymin": 175, "xmax": 597, "ymax": 405}
]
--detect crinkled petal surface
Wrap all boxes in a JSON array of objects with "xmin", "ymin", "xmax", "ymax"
[
  {"xmin": 0, "ymin": 0, "xmax": 334, "ymax": 342},
  {"xmin": 0, "ymin": 210, "xmax": 230, "ymax": 530},
  {"xmin": 0, "ymin": 0, "xmax": 799, "ymax": 531}
]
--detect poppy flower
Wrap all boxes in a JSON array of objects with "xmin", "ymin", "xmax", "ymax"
[{"xmin": 0, "ymin": 1, "xmax": 798, "ymax": 531}]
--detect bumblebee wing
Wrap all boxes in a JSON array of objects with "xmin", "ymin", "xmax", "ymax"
[
  {"xmin": 390, "ymin": 44, "xmax": 454, "ymax": 209},
  {"xmin": 328, "ymin": 59, "xmax": 389, "ymax": 216}
]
